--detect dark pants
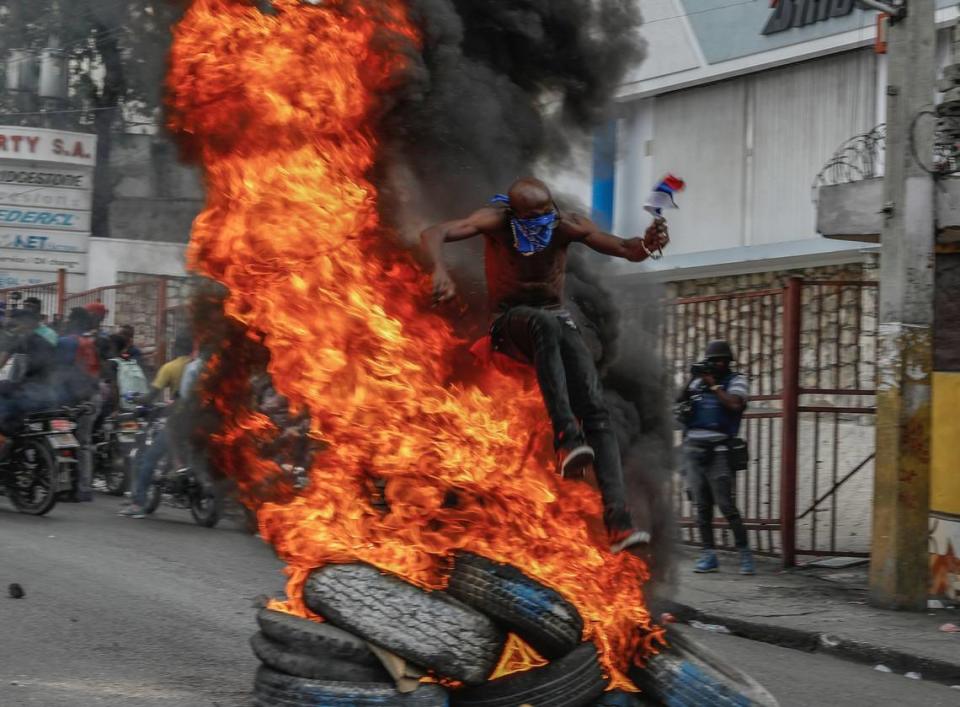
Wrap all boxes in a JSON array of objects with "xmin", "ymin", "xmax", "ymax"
[
  {"xmin": 685, "ymin": 440, "xmax": 748, "ymax": 550},
  {"xmin": 491, "ymin": 306, "xmax": 631, "ymax": 532}
]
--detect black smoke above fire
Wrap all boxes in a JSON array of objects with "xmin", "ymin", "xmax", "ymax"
[
  {"xmin": 374, "ymin": 1, "xmax": 675, "ymax": 578},
  {"xmin": 378, "ymin": 0, "xmax": 644, "ymax": 214}
]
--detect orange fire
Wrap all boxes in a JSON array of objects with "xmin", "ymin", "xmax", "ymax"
[{"xmin": 167, "ymin": 0, "xmax": 663, "ymax": 689}]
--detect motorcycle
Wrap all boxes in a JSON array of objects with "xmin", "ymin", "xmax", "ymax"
[
  {"xmin": 129, "ymin": 407, "xmax": 223, "ymax": 528},
  {"xmin": 92, "ymin": 408, "xmax": 143, "ymax": 496},
  {"xmin": 0, "ymin": 406, "xmax": 82, "ymax": 515}
]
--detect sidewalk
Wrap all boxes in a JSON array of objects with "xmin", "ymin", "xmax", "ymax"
[{"xmin": 652, "ymin": 547, "xmax": 960, "ymax": 686}]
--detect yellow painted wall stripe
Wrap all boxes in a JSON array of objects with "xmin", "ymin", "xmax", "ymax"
[{"xmin": 932, "ymin": 371, "xmax": 960, "ymax": 515}]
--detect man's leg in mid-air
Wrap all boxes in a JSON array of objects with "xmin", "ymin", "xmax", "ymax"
[
  {"xmin": 558, "ymin": 323, "xmax": 645, "ymax": 551},
  {"xmin": 494, "ymin": 307, "xmax": 594, "ymax": 474}
]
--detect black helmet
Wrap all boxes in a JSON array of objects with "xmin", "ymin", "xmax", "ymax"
[{"xmin": 705, "ymin": 340, "xmax": 734, "ymax": 361}]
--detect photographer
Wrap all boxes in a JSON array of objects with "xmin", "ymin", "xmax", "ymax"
[{"xmin": 676, "ymin": 340, "xmax": 754, "ymax": 575}]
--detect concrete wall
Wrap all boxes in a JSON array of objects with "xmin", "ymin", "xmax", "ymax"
[
  {"xmin": 110, "ymin": 133, "xmax": 204, "ymax": 245},
  {"xmin": 110, "ymin": 198, "xmax": 202, "ymax": 244},
  {"xmin": 86, "ymin": 237, "xmax": 188, "ymax": 290}
]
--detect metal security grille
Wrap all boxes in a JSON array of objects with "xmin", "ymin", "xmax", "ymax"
[{"xmin": 663, "ymin": 277, "xmax": 878, "ymax": 565}]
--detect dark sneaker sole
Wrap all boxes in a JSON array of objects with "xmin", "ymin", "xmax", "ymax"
[
  {"xmin": 610, "ymin": 530, "xmax": 652, "ymax": 554},
  {"xmin": 693, "ymin": 567, "xmax": 719, "ymax": 573},
  {"xmin": 559, "ymin": 445, "xmax": 595, "ymax": 480}
]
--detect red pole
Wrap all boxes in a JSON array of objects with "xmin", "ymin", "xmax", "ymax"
[
  {"xmin": 155, "ymin": 278, "xmax": 168, "ymax": 368},
  {"xmin": 780, "ymin": 277, "xmax": 802, "ymax": 568},
  {"xmin": 56, "ymin": 268, "xmax": 67, "ymax": 318}
]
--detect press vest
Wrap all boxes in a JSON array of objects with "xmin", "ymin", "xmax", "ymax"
[{"xmin": 688, "ymin": 373, "xmax": 745, "ymax": 437}]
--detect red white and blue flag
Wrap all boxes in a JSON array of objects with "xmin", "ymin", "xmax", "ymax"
[{"xmin": 644, "ymin": 174, "xmax": 685, "ymax": 216}]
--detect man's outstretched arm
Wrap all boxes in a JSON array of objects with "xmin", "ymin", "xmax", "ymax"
[
  {"xmin": 420, "ymin": 207, "xmax": 503, "ymax": 302},
  {"xmin": 561, "ymin": 212, "xmax": 670, "ymax": 262}
]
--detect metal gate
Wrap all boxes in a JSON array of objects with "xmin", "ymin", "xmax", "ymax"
[{"xmin": 664, "ymin": 277, "xmax": 878, "ymax": 565}]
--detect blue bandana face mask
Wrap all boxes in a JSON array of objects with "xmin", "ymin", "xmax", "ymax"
[{"xmin": 491, "ymin": 194, "xmax": 558, "ymax": 256}]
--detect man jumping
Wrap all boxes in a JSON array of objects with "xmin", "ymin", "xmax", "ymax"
[{"xmin": 421, "ymin": 177, "xmax": 670, "ymax": 553}]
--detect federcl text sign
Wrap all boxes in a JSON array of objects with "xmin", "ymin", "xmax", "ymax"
[{"xmin": 0, "ymin": 207, "xmax": 90, "ymax": 232}]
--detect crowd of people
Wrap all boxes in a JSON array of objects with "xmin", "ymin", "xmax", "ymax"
[{"xmin": 0, "ymin": 298, "xmax": 191, "ymax": 505}]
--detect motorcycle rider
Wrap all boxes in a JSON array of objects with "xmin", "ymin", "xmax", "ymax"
[
  {"xmin": 120, "ymin": 334, "xmax": 194, "ymax": 519},
  {"xmin": 22, "ymin": 297, "xmax": 58, "ymax": 346},
  {"xmin": 55, "ymin": 307, "xmax": 106, "ymax": 501},
  {"xmin": 0, "ymin": 309, "xmax": 57, "ymax": 435}
]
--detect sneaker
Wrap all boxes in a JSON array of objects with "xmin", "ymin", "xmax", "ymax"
[
  {"xmin": 739, "ymin": 549, "xmax": 756, "ymax": 576},
  {"xmin": 694, "ymin": 551, "xmax": 719, "ymax": 573},
  {"xmin": 609, "ymin": 528, "xmax": 651, "ymax": 554},
  {"xmin": 118, "ymin": 505, "xmax": 146, "ymax": 519},
  {"xmin": 556, "ymin": 437, "xmax": 595, "ymax": 480}
]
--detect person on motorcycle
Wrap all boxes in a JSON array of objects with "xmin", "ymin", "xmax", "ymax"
[
  {"xmin": 107, "ymin": 333, "xmax": 151, "ymax": 411},
  {"xmin": 55, "ymin": 307, "xmax": 108, "ymax": 501},
  {"xmin": 118, "ymin": 325, "xmax": 146, "ymax": 369},
  {"xmin": 120, "ymin": 333, "xmax": 194, "ymax": 519},
  {"xmin": 22, "ymin": 297, "xmax": 58, "ymax": 346},
  {"xmin": 0, "ymin": 309, "xmax": 57, "ymax": 436}
]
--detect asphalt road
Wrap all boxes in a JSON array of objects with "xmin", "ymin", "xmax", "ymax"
[
  {"xmin": 2, "ymin": 494, "xmax": 959, "ymax": 707},
  {"xmin": 691, "ymin": 630, "xmax": 960, "ymax": 707},
  {"xmin": 0, "ymin": 494, "xmax": 285, "ymax": 706}
]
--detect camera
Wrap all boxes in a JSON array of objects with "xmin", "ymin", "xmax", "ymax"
[{"xmin": 690, "ymin": 359, "xmax": 719, "ymax": 377}]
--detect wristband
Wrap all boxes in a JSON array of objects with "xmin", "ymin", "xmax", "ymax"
[{"xmin": 641, "ymin": 241, "xmax": 663, "ymax": 261}]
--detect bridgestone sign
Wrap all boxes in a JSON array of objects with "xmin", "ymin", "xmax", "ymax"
[{"xmin": 762, "ymin": 0, "xmax": 856, "ymax": 35}]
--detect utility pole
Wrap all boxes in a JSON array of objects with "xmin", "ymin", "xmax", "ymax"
[{"xmin": 868, "ymin": 0, "xmax": 937, "ymax": 610}]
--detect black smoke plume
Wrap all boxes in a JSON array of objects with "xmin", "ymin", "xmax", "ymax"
[{"xmin": 378, "ymin": 0, "xmax": 645, "ymax": 218}]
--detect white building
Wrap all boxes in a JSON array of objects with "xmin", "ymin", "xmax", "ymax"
[{"xmin": 570, "ymin": 0, "xmax": 960, "ymax": 286}]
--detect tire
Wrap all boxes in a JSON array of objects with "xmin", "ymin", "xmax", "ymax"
[
  {"xmin": 253, "ymin": 665, "xmax": 449, "ymax": 706},
  {"xmin": 304, "ymin": 563, "xmax": 505, "ymax": 686},
  {"xmin": 257, "ymin": 609, "xmax": 381, "ymax": 667},
  {"xmin": 250, "ymin": 632, "xmax": 391, "ymax": 682},
  {"xmin": 142, "ymin": 479, "xmax": 161, "ymax": 514},
  {"xmin": 4, "ymin": 438, "xmax": 57, "ymax": 516},
  {"xmin": 131, "ymin": 446, "xmax": 162, "ymax": 515},
  {"xmin": 103, "ymin": 443, "xmax": 128, "ymax": 496},
  {"xmin": 189, "ymin": 478, "xmax": 222, "ymax": 528},
  {"xmin": 451, "ymin": 642, "xmax": 605, "ymax": 707},
  {"xmin": 447, "ymin": 552, "xmax": 583, "ymax": 659},
  {"xmin": 628, "ymin": 627, "xmax": 779, "ymax": 707}
]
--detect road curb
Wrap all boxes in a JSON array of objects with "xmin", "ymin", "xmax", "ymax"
[{"xmin": 654, "ymin": 599, "xmax": 960, "ymax": 687}]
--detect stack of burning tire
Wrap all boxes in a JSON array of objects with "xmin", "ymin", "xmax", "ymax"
[{"xmin": 250, "ymin": 553, "xmax": 778, "ymax": 706}]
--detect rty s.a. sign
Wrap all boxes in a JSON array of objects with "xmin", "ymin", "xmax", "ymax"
[{"xmin": 763, "ymin": 0, "xmax": 856, "ymax": 35}]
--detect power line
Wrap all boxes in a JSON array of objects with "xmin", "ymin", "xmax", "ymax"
[
  {"xmin": 0, "ymin": 105, "xmax": 127, "ymax": 118},
  {"xmin": 640, "ymin": 0, "xmax": 764, "ymax": 26}
]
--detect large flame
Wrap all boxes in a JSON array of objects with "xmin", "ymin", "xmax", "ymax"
[{"xmin": 167, "ymin": 0, "xmax": 663, "ymax": 688}]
